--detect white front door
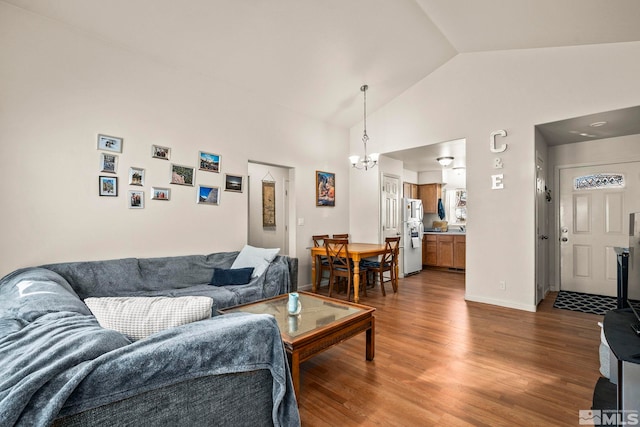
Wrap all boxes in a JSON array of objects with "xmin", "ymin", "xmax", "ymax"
[
  {"xmin": 559, "ymin": 162, "xmax": 640, "ymax": 296},
  {"xmin": 381, "ymin": 174, "xmax": 401, "ymax": 242}
]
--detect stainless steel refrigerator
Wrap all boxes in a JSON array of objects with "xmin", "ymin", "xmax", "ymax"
[{"xmin": 402, "ymin": 198, "xmax": 424, "ymax": 275}]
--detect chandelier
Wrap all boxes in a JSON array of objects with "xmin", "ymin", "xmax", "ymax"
[
  {"xmin": 436, "ymin": 156, "xmax": 454, "ymax": 167},
  {"xmin": 349, "ymin": 84, "xmax": 379, "ymax": 170}
]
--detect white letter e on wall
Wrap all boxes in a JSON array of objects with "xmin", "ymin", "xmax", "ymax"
[{"xmin": 491, "ymin": 174, "xmax": 504, "ymax": 190}]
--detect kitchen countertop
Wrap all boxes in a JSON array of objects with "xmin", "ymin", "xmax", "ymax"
[{"xmin": 423, "ymin": 231, "xmax": 466, "ymax": 235}]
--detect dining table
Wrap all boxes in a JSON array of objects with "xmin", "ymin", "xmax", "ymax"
[{"xmin": 310, "ymin": 242, "xmax": 394, "ymax": 303}]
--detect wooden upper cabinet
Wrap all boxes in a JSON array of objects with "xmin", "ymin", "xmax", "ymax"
[
  {"xmin": 418, "ymin": 184, "xmax": 442, "ymax": 213},
  {"xmin": 403, "ymin": 182, "xmax": 418, "ymax": 199}
]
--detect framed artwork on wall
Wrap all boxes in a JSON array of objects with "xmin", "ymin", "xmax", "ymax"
[
  {"xmin": 100, "ymin": 153, "xmax": 118, "ymax": 174},
  {"xmin": 128, "ymin": 167, "xmax": 145, "ymax": 186},
  {"xmin": 99, "ymin": 176, "xmax": 118, "ymax": 197},
  {"xmin": 97, "ymin": 134, "xmax": 123, "ymax": 153},
  {"xmin": 170, "ymin": 164, "xmax": 195, "ymax": 186},
  {"xmin": 197, "ymin": 185, "xmax": 220, "ymax": 205},
  {"xmin": 151, "ymin": 187, "xmax": 170, "ymax": 200},
  {"xmin": 224, "ymin": 174, "xmax": 243, "ymax": 192},
  {"xmin": 316, "ymin": 170, "xmax": 335, "ymax": 206},
  {"xmin": 128, "ymin": 190, "xmax": 144, "ymax": 209},
  {"xmin": 262, "ymin": 181, "xmax": 276, "ymax": 227},
  {"xmin": 152, "ymin": 145, "xmax": 171, "ymax": 160},
  {"xmin": 198, "ymin": 151, "xmax": 221, "ymax": 173}
]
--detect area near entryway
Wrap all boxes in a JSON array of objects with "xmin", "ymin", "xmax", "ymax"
[{"xmin": 545, "ymin": 132, "xmax": 640, "ymax": 296}]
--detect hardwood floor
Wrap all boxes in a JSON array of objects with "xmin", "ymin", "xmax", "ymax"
[{"xmin": 296, "ymin": 270, "xmax": 603, "ymax": 426}]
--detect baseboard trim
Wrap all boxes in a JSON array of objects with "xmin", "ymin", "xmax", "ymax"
[
  {"xmin": 298, "ymin": 283, "xmax": 313, "ymax": 291},
  {"xmin": 464, "ymin": 293, "xmax": 537, "ymax": 312}
]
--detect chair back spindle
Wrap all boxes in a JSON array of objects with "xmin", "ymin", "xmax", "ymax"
[
  {"xmin": 324, "ymin": 238, "xmax": 354, "ymax": 299},
  {"xmin": 312, "ymin": 235, "xmax": 331, "ymax": 289}
]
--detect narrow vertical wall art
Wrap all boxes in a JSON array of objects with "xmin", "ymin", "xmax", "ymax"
[{"xmin": 262, "ymin": 180, "xmax": 276, "ymax": 227}]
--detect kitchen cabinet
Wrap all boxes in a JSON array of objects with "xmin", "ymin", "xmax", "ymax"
[
  {"xmin": 418, "ymin": 184, "xmax": 442, "ymax": 213},
  {"xmin": 423, "ymin": 235, "xmax": 437, "ymax": 266},
  {"xmin": 453, "ymin": 235, "xmax": 466, "ymax": 269},
  {"xmin": 403, "ymin": 182, "xmax": 418, "ymax": 199},
  {"xmin": 437, "ymin": 235, "xmax": 454, "ymax": 267},
  {"xmin": 423, "ymin": 234, "xmax": 465, "ymax": 270}
]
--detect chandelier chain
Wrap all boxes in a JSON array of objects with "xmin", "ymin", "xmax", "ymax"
[
  {"xmin": 361, "ymin": 85, "xmax": 368, "ymax": 143},
  {"xmin": 350, "ymin": 84, "xmax": 378, "ymax": 171}
]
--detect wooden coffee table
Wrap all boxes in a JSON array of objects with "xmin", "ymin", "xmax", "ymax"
[{"xmin": 218, "ymin": 291, "xmax": 375, "ymax": 395}]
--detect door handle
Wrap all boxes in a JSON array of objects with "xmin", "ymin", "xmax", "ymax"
[{"xmin": 561, "ymin": 237, "xmax": 568, "ymax": 242}]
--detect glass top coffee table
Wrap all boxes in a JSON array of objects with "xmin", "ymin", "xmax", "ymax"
[{"xmin": 218, "ymin": 291, "xmax": 375, "ymax": 395}]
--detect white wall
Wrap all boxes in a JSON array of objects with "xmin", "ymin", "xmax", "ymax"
[
  {"xmin": 350, "ymin": 42, "xmax": 640, "ymax": 311},
  {"xmin": 403, "ymin": 168, "xmax": 418, "ymax": 185},
  {"xmin": 0, "ymin": 3, "xmax": 350, "ymax": 284},
  {"xmin": 418, "ymin": 170, "xmax": 445, "ymax": 184},
  {"xmin": 547, "ymin": 134, "xmax": 640, "ymax": 290}
]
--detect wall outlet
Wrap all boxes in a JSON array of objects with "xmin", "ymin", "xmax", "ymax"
[{"xmin": 499, "ymin": 280, "xmax": 506, "ymax": 290}]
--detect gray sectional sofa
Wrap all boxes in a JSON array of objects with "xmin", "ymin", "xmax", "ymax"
[{"xmin": 0, "ymin": 251, "xmax": 300, "ymax": 427}]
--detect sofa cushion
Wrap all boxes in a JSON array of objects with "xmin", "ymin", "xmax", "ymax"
[
  {"xmin": 84, "ymin": 296, "xmax": 213, "ymax": 341},
  {"xmin": 231, "ymin": 245, "xmax": 280, "ymax": 278},
  {"xmin": 210, "ymin": 267, "xmax": 254, "ymax": 286}
]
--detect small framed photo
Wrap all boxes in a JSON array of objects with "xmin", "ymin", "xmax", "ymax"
[
  {"xmin": 197, "ymin": 185, "xmax": 220, "ymax": 205},
  {"xmin": 100, "ymin": 153, "xmax": 118, "ymax": 174},
  {"xmin": 99, "ymin": 176, "xmax": 118, "ymax": 197},
  {"xmin": 151, "ymin": 187, "xmax": 170, "ymax": 200},
  {"xmin": 170, "ymin": 164, "xmax": 195, "ymax": 186},
  {"xmin": 224, "ymin": 174, "xmax": 244, "ymax": 193},
  {"xmin": 316, "ymin": 170, "xmax": 335, "ymax": 207},
  {"xmin": 198, "ymin": 151, "xmax": 221, "ymax": 173},
  {"xmin": 128, "ymin": 167, "xmax": 145, "ymax": 186},
  {"xmin": 152, "ymin": 145, "xmax": 171, "ymax": 160},
  {"xmin": 97, "ymin": 134, "xmax": 123, "ymax": 153},
  {"xmin": 128, "ymin": 190, "xmax": 144, "ymax": 209}
]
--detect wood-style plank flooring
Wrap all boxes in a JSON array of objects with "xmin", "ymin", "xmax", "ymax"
[{"xmin": 296, "ymin": 270, "xmax": 603, "ymax": 426}]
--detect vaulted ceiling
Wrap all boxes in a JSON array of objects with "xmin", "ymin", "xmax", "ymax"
[{"xmin": 5, "ymin": 0, "xmax": 640, "ymax": 129}]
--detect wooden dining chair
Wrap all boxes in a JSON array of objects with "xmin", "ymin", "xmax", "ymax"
[
  {"xmin": 324, "ymin": 238, "xmax": 365, "ymax": 300},
  {"xmin": 312, "ymin": 234, "xmax": 331, "ymax": 290},
  {"xmin": 332, "ymin": 233, "xmax": 349, "ymax": 240},
  {"xmin": 363, "ymin": 236, "xmax": 400, "ymax": 296}
]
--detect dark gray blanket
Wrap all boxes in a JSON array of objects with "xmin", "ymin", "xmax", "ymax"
[
  {"xmin": 0, "ymin": 268, "xmax": 131, "ymax": 426},
  {"xmin": 0, "ymin": 268, "xmax": 299, "ymax": 427}
]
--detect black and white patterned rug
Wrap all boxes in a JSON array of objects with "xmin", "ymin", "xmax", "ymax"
[{"xmin": 553, "ymin": 290, "xmax": 617, "ymax": 315}]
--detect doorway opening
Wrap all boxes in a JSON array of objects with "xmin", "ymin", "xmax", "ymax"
[
  {"xmin": 379, "ymin": 138, "xmax": 467, "ymax": 281},
  {"xmin": 247, "ymin": 161, "xmax": 295, "ymax": 257},
  {"xmin": 536, "ymin": 105, "xmax": 640, "ymax": 307}
]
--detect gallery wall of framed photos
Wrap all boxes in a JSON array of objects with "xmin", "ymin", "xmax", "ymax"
[{"xmin": 97, "ymin": 133, "xmax": 243, "ymax": 210}]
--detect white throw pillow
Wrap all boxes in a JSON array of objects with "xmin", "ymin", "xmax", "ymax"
[
  {"xmin": 231, "ymin": 245, "xmax": 280, "ymax": 278},
  {"xmin": 84, "ymin": 296, "xmax": 213, "ymax": 341}
]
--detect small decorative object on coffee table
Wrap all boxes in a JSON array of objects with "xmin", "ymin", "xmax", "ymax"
[{"xmin": 219, "ymin": 291, "xmax": 375, "ymax": 395}]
